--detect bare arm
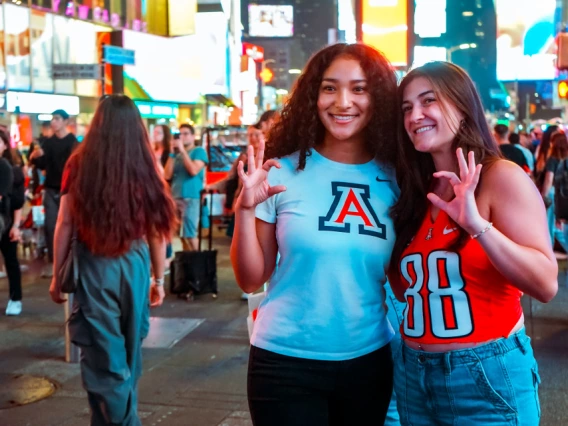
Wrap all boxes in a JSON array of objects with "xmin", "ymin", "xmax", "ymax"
[
  {"xmin": 229, "ymin": 141, "xmax": 286, "ymax": 293},
  {"xmin": 9, "ymin": 209, "xmax": 22, "ymax": 242},
  {"xmin": 178, "ymin": 149, "xmax": 205, "ymax": 176},
  {"xmin": 231, "ymin": 207, "xmax": 279, "ymax": 293},
  {"xmin": 541, "ymin": 171, "xmax": 553, "ymax": 198},
  {"xmin": 148, "ymin": 234, "xmax": 166, "ymax": 280},
  {"xmin": 164, "ymin": 156, "xmax": 175, "ymax": 180},
  {"xmin": 49, "ymin": 195, "xmax": 73, "ymax": 303},
  {"xmin": 476, "ymin": 162, "xmax": 557, "ymax": 302},
  {"xmin": 431, "ymin": 153, "xmax": 557, "ymax": 303},
  {"xmin": 148, "ymin": 233, "xmax": 166, "ymax": 307}
]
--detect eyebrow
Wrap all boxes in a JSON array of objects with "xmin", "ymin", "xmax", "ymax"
[
  {"xmin": 402, "ymin": 90, "xmax": 435, "ymax": 104},
  {"xmin": 321, "ymin": 78, "xmax": 367, "ymax": 83}
]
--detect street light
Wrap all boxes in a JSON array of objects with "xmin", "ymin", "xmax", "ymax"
[
  {"xmin": 259, "ymin": 59, "xmax": 275, "ymax": 112},
  {"xmin": 446, "ymin": 43, "xmax": 477, "ymax": 63}
]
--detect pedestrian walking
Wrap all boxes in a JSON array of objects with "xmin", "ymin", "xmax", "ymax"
[
  {"xmin": 389, "ymin": 61, "xmax": 557, "ymax": 425},
  {"xmin": 0, "ymin": 130, "xmax": 25, "ymax": 316},
  {"xmin": 231, "ymin": 43, "xmax": 400, "ymax": 426},
  {"xmin": 49, "ymin": 95, "xmax": 177, "ymax": 426},
  {"xmin": 29, "ymin": 109, "xmax": 78, "ymax": 277}
]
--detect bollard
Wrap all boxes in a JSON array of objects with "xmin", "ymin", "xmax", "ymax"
[{"xmin": 64, "ymin": 294, "xmax": 80, "ymax": 363}]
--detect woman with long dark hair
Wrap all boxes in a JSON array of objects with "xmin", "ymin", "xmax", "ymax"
[
  {"xmin": 0, "ymin": 130, "xmax": 25, "ymax": 316},
  {"xmin": 49, "ymin": 95, "xmax": 177, "ymax": 426},
  {"xmin": 389, "ymin": 62, "xmax": 557, "ymax": 425},
  {"xmin": 535, "ymin": 124, "xmax": 559, "ymax": 188},
  {"xmin": 231, "ymin": 43, "xmax": 400, "ymax": 425},
  {"xmin": 153, "ymin": 124, "xmax": 172, "ymax": 168},
  {"xmin": 540, "ymin": 131, "xmax": 568, "ymax": 246}
]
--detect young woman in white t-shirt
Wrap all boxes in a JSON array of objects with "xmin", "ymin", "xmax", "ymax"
[{"xmin": 231, "ymin": 43, "xmax": 401, "ymax": 426}]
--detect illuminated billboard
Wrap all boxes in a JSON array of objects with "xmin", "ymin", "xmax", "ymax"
[
  {"xmin": 123, "ymin": 12, "xmax": 228, "ymax": 103},
  {"xmin": 248, "ymin": 5, "xmax": 294, "ymax": 38},
  {"xmin": 361, "ymin": 0, "xmax": 408, "ymax": 67},
  {"xmin": 496, "ymin": 0, "xmax": 559, "ymax": 81}
]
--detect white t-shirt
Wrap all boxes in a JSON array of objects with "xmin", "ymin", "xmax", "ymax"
[{"xmin": 253, "ymin": 149, "xmax": 399, "ymax": 361}]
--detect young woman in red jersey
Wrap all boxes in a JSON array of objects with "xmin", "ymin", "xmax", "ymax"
[{"xmin": 388, "ymin": 62, "xmax": 558, "ymax": 425}]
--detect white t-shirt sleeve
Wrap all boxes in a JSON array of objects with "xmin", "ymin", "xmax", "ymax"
[{"xmin": 255, "ymin": 167, "xmax": 280, "ymax": 224}]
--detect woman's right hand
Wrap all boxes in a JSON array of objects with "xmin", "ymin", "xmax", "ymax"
[{"xmin": 236, "ymin": 139, "xmax": 286, "ymax": 209}]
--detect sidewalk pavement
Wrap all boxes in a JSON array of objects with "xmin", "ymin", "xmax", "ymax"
[{"xmin": 0, "ymin": 230, "xmax": 567, "ymax": 425}]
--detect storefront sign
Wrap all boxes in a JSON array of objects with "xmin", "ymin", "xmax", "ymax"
[
  {"xmin": 135, "ymin": 101, "xmax": 178, "ymax": 118},
  {"xmin": 103, "ymin": 45, "xmax": 136, "ymax": 66},
  {"xmin": 53, "ymin": 64, "xmax": 101, "ymax": 79},
  {"xmin": 7, "ymin": 92, "xmax": 80, "ymax": 115}
]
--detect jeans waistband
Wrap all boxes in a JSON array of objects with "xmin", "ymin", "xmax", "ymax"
[{"xmin": 402, "ymin": 328, "xmax": 530, "ymax": 369}]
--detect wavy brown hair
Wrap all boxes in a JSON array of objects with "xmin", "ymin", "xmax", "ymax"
[
  {"xmin": 390, "ymin": 62, "xmax": 502, "ymax": 271},
  {"xmin": 550, "ymin": 131, "xmax": 568, "ymax": 160},
  {"xmin": 66, "ymin": 95, "xmax": 177, "ymax": 257},
  {"xmin": 265, "ymin": 43, "xmax": 398, "ymax": 169}
]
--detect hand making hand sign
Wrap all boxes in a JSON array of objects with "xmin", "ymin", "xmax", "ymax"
[
  {"xmin": 427, "ymin": 148, "xmax": 487, "ymax": 235},
  {"xmin": 236, "ymin": 139, "xmax": 287, "ymax": 210}
]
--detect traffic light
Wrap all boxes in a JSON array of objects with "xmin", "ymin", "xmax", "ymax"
[
  {"xmin": 559, "ymin": 81, "xmax": 568, "ymax": 99},
  {"xmin": 259, "ymin": 67, "xmax": 274, "ymax": 84}
]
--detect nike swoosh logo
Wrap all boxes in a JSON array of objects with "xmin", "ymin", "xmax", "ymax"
[
  {"xmin": 376, "ymin": 176, "xmax": 391, "ymax": 182},
  {"xmin": 443, "ymin": 226, "xmax": 458, "ymax": 235}
]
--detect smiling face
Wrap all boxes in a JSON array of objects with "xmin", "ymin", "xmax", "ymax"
[
  {"xmin": 317, "ymin": 56, "xmax": 371, "ymax": 146},
  {"xmin": 402, "ymin": 76, "xmax": 464, "ymax": 155}
]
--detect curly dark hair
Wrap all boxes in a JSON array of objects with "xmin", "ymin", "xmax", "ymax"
[
  {"xmin": 265, "ymin": 43, "xmax": 398, "ymax": 170},
  {"xmin": 390, "ymin": 62, "xmax": 502, "ymax": 272}
]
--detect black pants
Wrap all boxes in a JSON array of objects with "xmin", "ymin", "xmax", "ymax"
[
  {"xmin": 44, "ymin": 188, "xmax": 61, "ymax": 262},
  {"xmin": 0, "ymin": 231, "xmax": 22, "ymax": 301},
  {"xmin": 248, "ymin": 344, "xmax": 393, "ymax": 426}
]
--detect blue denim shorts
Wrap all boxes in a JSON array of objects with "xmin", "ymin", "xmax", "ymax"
[
  {"xmin": 175, "ymin": 198, "xmax": 200, "ymax": 238},
  {"xmin": 395, "ymin": 327, "xmax": 541, "ymax": 426}
]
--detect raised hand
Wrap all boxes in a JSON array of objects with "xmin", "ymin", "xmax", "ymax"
[
  {"xmin": 237, "ymin": 139, "xmax": 286, "ymax": 209},
  {"xmin": 427, "ymin": 148, "xmax": 486, "ymax": 234}
]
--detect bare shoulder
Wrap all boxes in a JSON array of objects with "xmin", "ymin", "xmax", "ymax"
[{"xmin": 480, "ymin": 159, "xmax": 535, "ymax": 196}]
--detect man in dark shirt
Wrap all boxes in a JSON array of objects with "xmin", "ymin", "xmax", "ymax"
[
  {"xmin": 494, "ymin": 124, "xmax": 529, "ymax": 173},
  {"xmin": 30, "ymin": 110, "xmax": 78, "ymax": 276}
]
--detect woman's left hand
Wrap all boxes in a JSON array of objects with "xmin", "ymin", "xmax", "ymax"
[
  {"xmin": 9, "ymin": 226, "xmax": 21, "ymax": 242},
  {"xmin": 427, "ymin": 148, "xmax": 487, "ymax": 234},
  {"xmin": 49, "ymin": 278, "xmax": 67, "ymax": 304},
  {"xmin": 150, "ymin": 283, "xmax": 165, "ymax": 307}
]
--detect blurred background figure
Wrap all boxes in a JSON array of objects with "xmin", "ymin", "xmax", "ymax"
[
  {"xmin": 152, "ymin": 124, "xmax": 172, "ymax": 170},
  {"xmin": 29, "ymin": 110, "xmax": 78, "ymax": 278},
  {"xmin": 0, "ymin": 130, "xmax": 25, "ymax": 316}
]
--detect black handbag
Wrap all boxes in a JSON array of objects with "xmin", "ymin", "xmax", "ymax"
[
  {"xmin": 170, "ymin": 190, "xmax": 218, "ymax": 298},
  {"xmin": 58, "ymin": 229, "xmax": 79, "ymax": 294}
]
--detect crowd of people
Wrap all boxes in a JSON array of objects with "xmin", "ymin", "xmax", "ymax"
[{"xmin": 0, "ymin": 40, "xmax": 563, "ymax": 425}]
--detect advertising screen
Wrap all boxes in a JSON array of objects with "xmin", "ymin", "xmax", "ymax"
[
  {"xmin": 248, "ymin": 5, "xmax": 293, "ymax": 38},
  {"xmin": 496, "ymin": 0, "xmax": 560, "ymax": 81},
  {"xmin": 123, "ymin": 12, "xmax": 228, "ymax": 103},
  {"xmin": 361, "ymin": 0, "xmax": 408, "ymax": 67}
]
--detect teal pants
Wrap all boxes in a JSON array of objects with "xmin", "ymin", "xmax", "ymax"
[{"xmin": 68, "ymin": 240, "xmax": 150, "ymax": 426}]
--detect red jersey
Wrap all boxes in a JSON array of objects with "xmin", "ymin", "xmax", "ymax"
[{"xmin": 396, "ymin": 207, "xmax": 523, "ymax": 344}]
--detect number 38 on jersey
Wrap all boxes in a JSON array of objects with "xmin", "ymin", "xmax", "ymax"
[{"xmin": 401, "ymin": 250, "xmax": 474, "ymax": 339}]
